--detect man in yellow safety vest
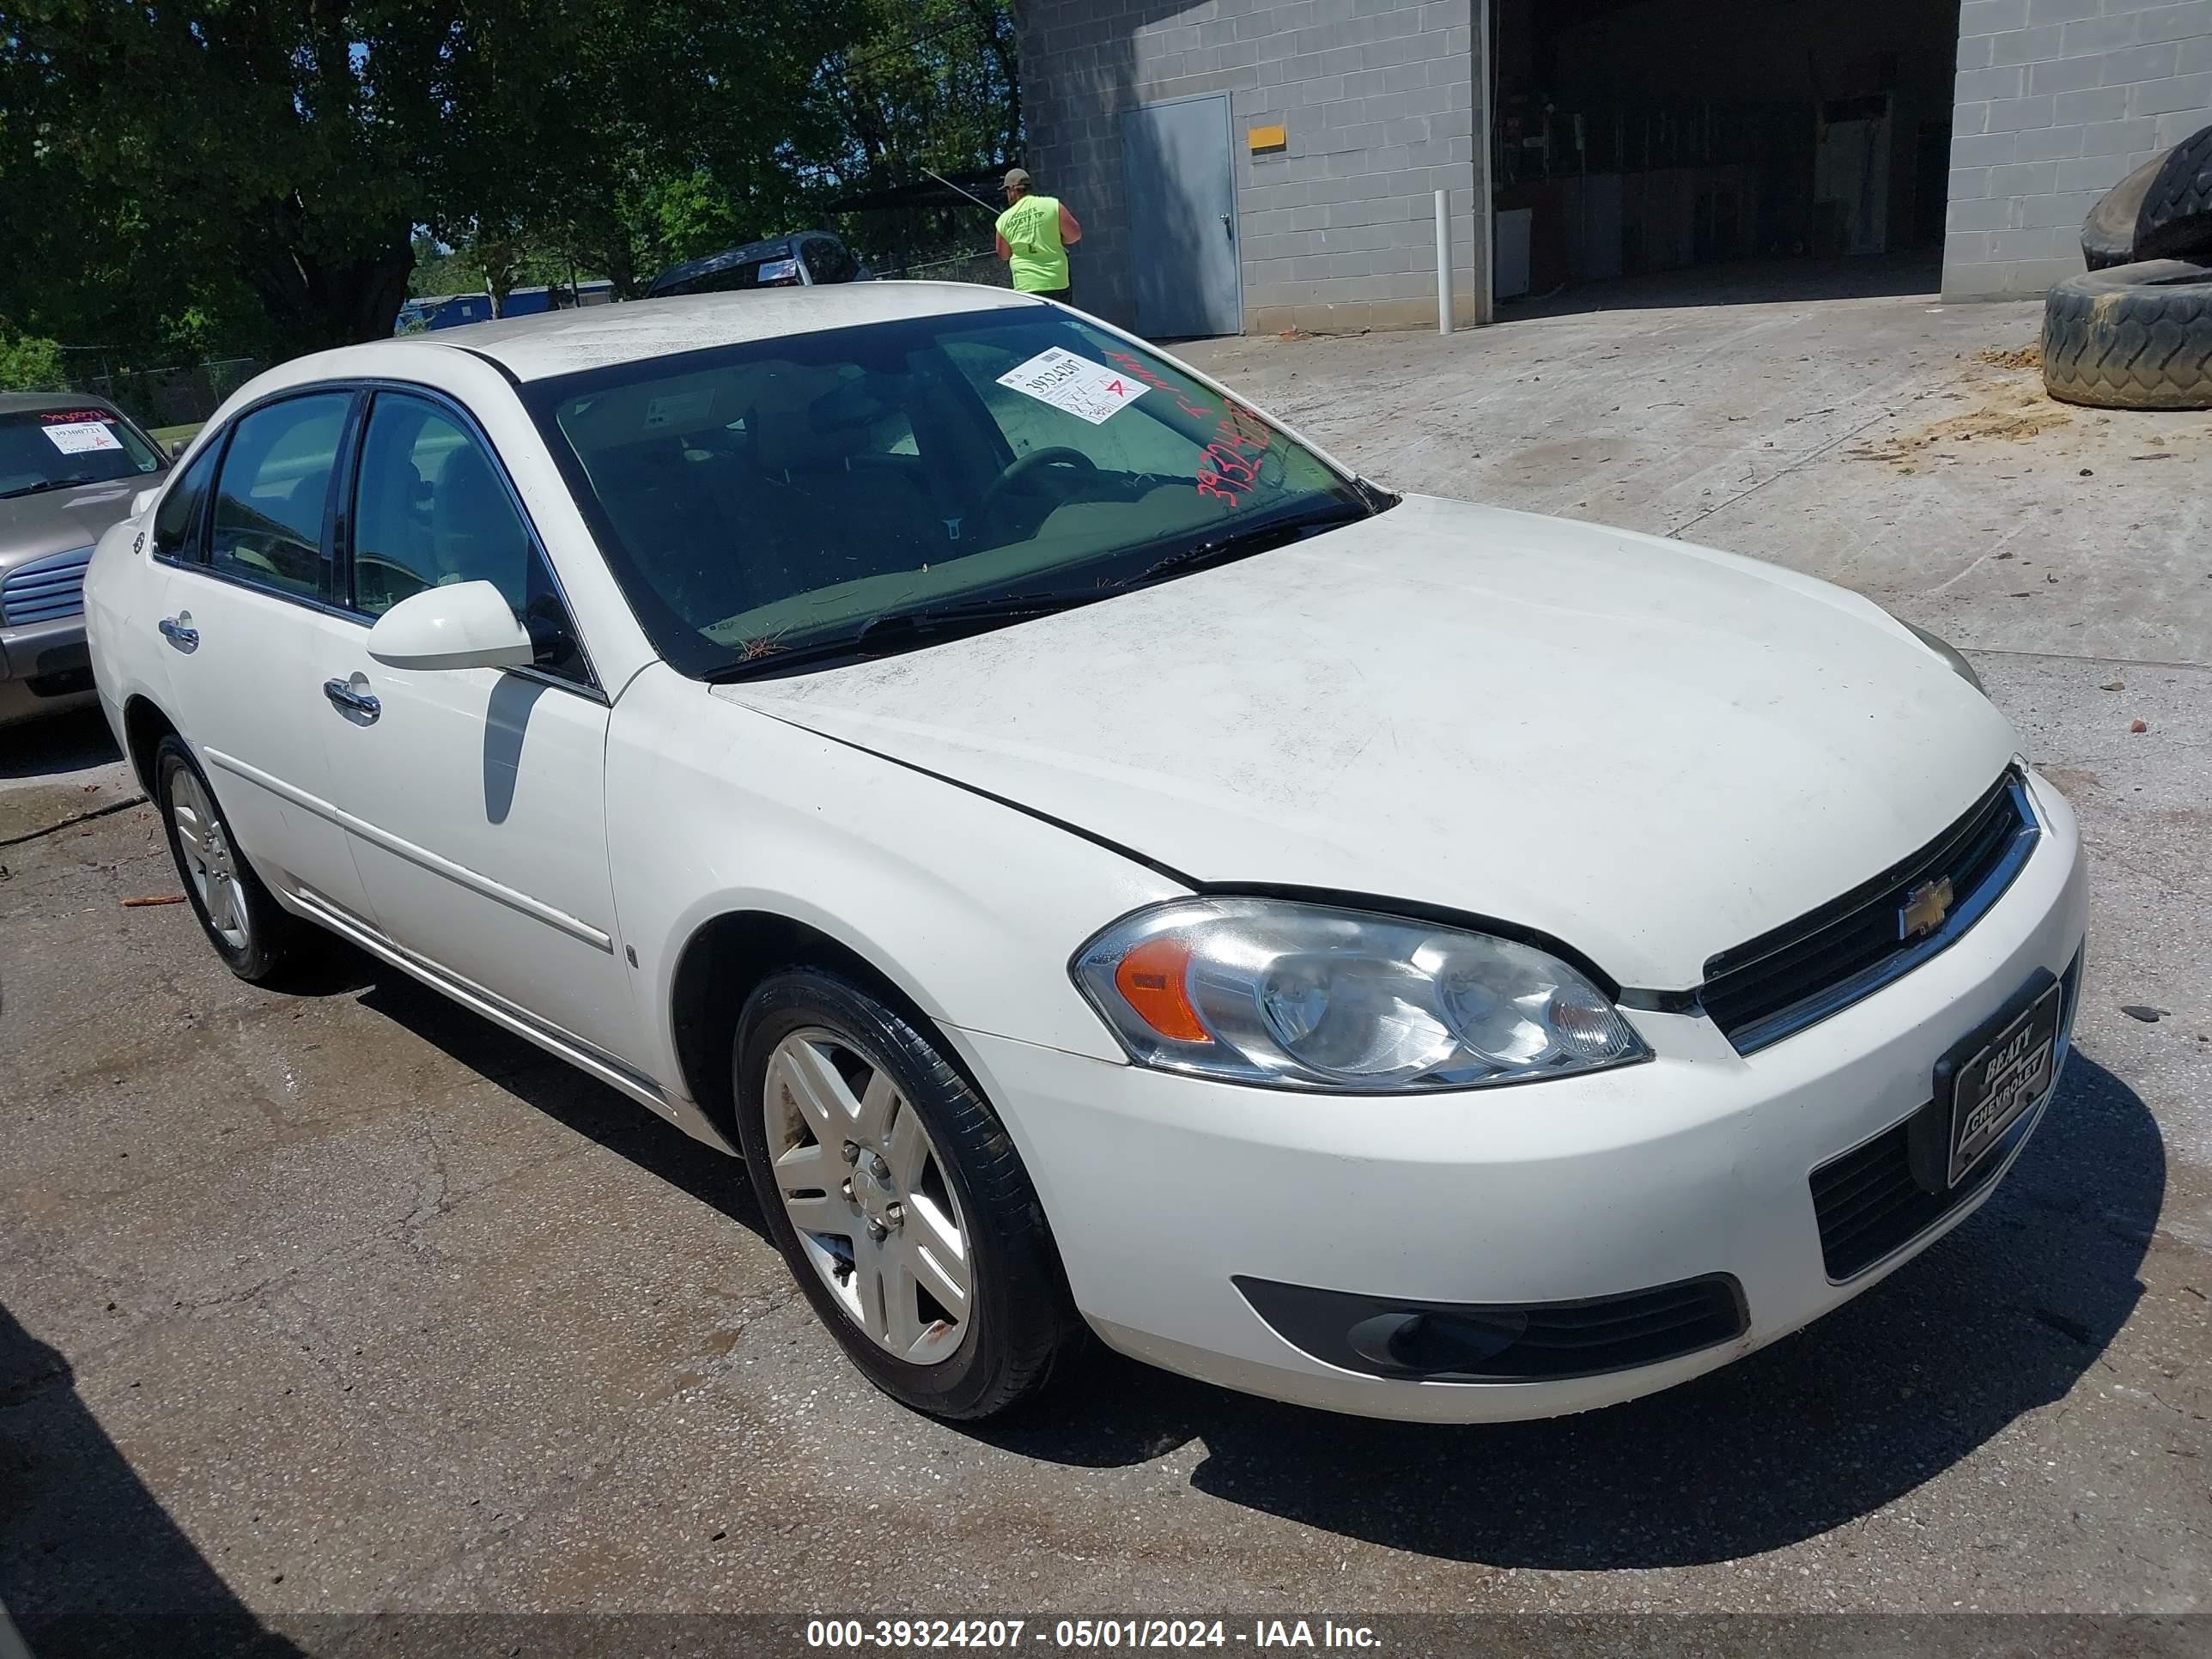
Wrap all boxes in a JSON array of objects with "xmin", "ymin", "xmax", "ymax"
[{"xmin": 994, "ymin": 167, "xmax": 1082, "ymax": 303}]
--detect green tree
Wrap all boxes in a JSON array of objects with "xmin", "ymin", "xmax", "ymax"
[
  {"xmin": 830, "ymin": 0, "xmax": 1018, "ymax": 179},
  {"xmin": 504, "ymin": 4, "xmax": 854, "ymax": 297},
  {"xmin": 1, "ymin": 1, "xmax": 461, "ymax": 356},
  {"xmin": 815, "ymin": 0, "xmax": 1022, "ymax": 270},
  {"xmin": 0, "ymin": 0, "xmax": 863, "ymax": 352},
  {"xmin": 0, "ymin": 331, "xmax": 65, "ymax": 392}
]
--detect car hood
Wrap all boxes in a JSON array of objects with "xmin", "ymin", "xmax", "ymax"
[
  {"xmin": 0, "ymin": 478, "xmax": 155, "ymax": 570},
  {"xmin": 715, "ymin": 495, "xmax": 2021, "ymax": 989}
]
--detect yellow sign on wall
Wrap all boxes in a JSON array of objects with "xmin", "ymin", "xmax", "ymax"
[{"xmin": 1248, "ymin": 124, "xmax": 1287, "ymax": 154}]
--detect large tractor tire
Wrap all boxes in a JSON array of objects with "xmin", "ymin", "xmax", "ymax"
[
  {"xmin": 2042, "ymin": 259, "xmax": 2212, "ymax": 411},
  {"xmin": 2137, "ymin": 126, "xmax": 2212, "ymax": 261},
  {"xmin": 2081, "ymin": 155, "xmax": 2165, "ymax": 270},
  {"xmin": 2081, "ymin": 126, "xmax": 2212, "ymax": 270}
]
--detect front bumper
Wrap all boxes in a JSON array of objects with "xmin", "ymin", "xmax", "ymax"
[
  {"xmin": 0, "ymin": 617, "xmax": 96, "ymax": 726},
  {"xmin": 949, "ymin": 767, "xmax": 2088, "ymax": 1423}
]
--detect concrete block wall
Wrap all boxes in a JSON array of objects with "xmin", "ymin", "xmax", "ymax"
[
  {"xmin": 1944, "ymin": 0, "xmax": 2212, "ymax": 299},
  {"xmin": 1017, "ymin": 0, "xmax": 1484, "ymax": 336}
]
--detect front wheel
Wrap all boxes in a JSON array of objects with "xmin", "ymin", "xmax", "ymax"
[{"xmin": 734, "ymin": 969, "xmax": 1072, "ymax": 1419}]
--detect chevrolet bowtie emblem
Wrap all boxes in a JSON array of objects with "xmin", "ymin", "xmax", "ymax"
[{"xmin": 1899, "ymin": 876, "xmax": 1954, "ymax": 941}]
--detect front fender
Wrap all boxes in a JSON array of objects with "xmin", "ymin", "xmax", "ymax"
[{"xmin": 606, "ymin": 665, "xmax": 1183, "ymax": 1101}]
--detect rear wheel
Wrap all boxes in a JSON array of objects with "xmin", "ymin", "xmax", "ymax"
[
  {"xmin": 155, "ymin": 735, "xmax": 317, "ymax": 983},
  {"xmin": 734, "ymin": 968, "xmax": 1071, "ymax": 1419}
]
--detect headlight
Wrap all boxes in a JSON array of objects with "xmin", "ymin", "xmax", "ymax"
[
  {"xmin": 1904, "ymin": 621, "xmax": 1984, "ymax": 694},
  {"xmin": 1071, "ymin": 897, "xmax": 1650, "ymax": 1092}
]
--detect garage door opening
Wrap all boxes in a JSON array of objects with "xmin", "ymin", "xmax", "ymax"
[{"xmin": 1486, "ymin": 0, "xmax": 1965, "ymax": 312}]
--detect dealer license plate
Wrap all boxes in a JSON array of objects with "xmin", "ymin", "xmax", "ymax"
[{"xmin": 1940, "ymin": 979, "xmax": 2062, "ymax": 1188}]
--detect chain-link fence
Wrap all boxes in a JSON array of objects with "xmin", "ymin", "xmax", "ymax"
[
  {"xmin": 56, "ymin": 353, "xmax": 263, "ymax": 430},
  {"xmin": 885, "ymin": 250, "xmax": 1010, "ymax": 288}
]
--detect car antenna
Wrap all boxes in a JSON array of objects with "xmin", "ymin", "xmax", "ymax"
[{"xmin": 919, "ymin": 165, "xmax": 1002, "ymax": 217}]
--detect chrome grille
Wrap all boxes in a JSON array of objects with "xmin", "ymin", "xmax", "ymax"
[
  {"xmin": 1, "ymin": 544, "xmax": 95, "ymax": 626},
  {"xmin": 1700, "ymin": 770, "xmax": 2039, "ymax": 1054}
]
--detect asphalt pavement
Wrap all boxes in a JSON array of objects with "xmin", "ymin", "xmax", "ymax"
[{"xmin": 3, "ymin": 264, "xmax": 2206, "ymax": 1653}]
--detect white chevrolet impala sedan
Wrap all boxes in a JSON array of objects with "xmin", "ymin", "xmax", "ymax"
[{"xmin": 83, "ymin": 286, "xmax": 2087, "ymax": 1422}]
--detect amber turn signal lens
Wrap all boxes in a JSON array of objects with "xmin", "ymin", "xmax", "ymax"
[{"xmin": 1112, "ymin": 936, "xmax": 1211, "ymax": 1043}]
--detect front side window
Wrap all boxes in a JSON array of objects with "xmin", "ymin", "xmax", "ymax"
[
  {"xmin": 151, "ymin": 442, "xmax": 222, "ymax": 562},
  {"xmin": 349, "ymin": 392, "xmax": 589, "ymax": 683},
  {"xmin": 208, "ymin": 393, "xmax": 350, "ymax": 602},
  {"xmin": 526, "ymin": 307, "xmax": 1375, "ymax": 678},
  {"xmin": 0, "ymin": 406, "xmax": 164, "ymax": 499}
]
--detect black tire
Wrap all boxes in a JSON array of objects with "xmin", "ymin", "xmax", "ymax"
[
  {"xmin": 2138, "ymin": 125, "xmax": 2212, "ymax": 261},
  {"xmin": 2081, "ymin": 153, "xmax": 2166, "ymax": 270},
  {"xmin": 153, "ymin": 735, "xmax": 318, "ymax": 983},
  {"xmin": 733, "ymin": 968, "xmax": 1072, "ymax": 1419},
  {"xmin": 2041, "ymin": 259, "xmax": 2212, "ymax": 410}
]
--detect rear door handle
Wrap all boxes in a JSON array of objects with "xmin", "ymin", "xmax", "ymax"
[
  {"xmin": 157, "ymin": 614, "xmax": 198, "ymax": 652},
  {"xmin": 323, "ymin": 676, "xmax": 381, "ymax": 722}
]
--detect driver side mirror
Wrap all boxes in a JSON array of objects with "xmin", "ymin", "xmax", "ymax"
[{"xmin": 367, "ymin": 580, "xmax": 535, "ymax": 672}]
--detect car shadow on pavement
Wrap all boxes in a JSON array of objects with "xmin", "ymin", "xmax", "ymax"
[
  {"xmin": 350, "ymin": 968, "xmax": 770, "ymax": 1242},
  {"xmin": 970, "ymin": 1050, "xmax": 2161, "ymax": 1569},
  {"xmin": 0, "ymin": 708, "xmax": 120, "ymax": 782},
  {"xmin": 0, "ymin": 1303, "xmax": 305, "ymax": 1659}
]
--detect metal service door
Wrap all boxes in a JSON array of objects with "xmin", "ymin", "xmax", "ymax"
[{"xmin": 1121, "ymin": 95, "xmax": 1242, "ymax": 338}]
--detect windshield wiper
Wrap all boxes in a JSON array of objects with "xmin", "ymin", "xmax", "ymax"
[
  {"xmin": 1118, "ymin": 500, "xmax": 1376, "ymax": 589},
  {"xmin": 706, "ymin": 498, "xmax": 1389, "ymax": 684},
  {"xmin": 707, "ymin": 588, "xmax": 1104, "ymax": 683},
  {"xmin": 0, "ymin": 475, "xmax": 100, "ymax": 501}
]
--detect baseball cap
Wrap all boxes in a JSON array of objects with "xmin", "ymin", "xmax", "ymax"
[{"xmin": 1003, "ymin": 167, "xmax": 1030, "ymax": 190}]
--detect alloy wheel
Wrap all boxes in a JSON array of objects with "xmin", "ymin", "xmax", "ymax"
[
  {"xmin": 169, "ymin": 766, "xmax": 250, "ymax": 953},
  {"xmin": 762, "ymin": 1027, "xmax": 974, "ymax": 1364}
]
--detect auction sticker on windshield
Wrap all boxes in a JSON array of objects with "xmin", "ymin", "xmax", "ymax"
[
  {"xmin": 41, "ymin": 420, "xmax": 124, "ymax": 455},
  {"xmin": 996, "ymin": 347, "xmax": 1145, "ymax": 425}
]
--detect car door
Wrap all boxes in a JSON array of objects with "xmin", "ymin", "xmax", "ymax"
[
  {"xmin": 148, "ymin": 391, "xmax": 378, "ymax": 922},
  {"xmin": 312, "ymin": 387, "xmax": 640, "ymax": 1067}
]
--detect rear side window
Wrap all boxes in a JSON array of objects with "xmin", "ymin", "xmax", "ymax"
[
  {"xmin": 208, "ymin": 394, "xmax": 350, "ymax": 603},
  {"xmin": 151, "ymin": 443, "xmax": 221, "ymax": 562}
]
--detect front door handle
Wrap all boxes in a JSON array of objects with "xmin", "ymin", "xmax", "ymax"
[
  {"xmin": 157, "ymin": 614, "xmax": 198, "ymax": 652},
  {"xmin": 323, "ymin": 676, "xmax": 381, "ymax": 722},
  {"xmin": 1220, "ymin": 212, "xmax": 1233, "ymax": 240}
]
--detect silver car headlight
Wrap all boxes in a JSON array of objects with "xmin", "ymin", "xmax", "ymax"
[
  {"xmin": 1071, "ymin": 897, "xmax": 1650, "ymax": 1092},
  {"xmin": 1904, "ymin": 621, "xmax": 1984, "ymax": 694}
]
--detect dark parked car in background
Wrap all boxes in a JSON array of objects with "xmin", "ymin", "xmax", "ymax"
[
  {"xmin": 0, "ymin": 392, "xmax": 167, "ymax": 727},
  {"xmin": 396, "ymin": 282, "xmax": 619, "ymax": 334},
  {"xmin": 395, "ymin": 292, "xmax": 495, "ymax": 332},
  {"xmin": 645, "ymin": 233, "xmax": 869, "ymax": 298}
]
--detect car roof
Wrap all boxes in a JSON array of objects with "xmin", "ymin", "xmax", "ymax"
[
  {"xmin": 0, "ymin": 390, "xmax": 123, "ymax": 416},
  {"xmin": 404, "ymin": 283, "xmax": 1043, "ymax": 381}
]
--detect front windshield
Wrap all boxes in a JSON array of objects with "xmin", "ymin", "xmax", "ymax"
[
  {"xmin": 525, "ymin": 306, "xmax": 1375, "ymax": 678},
  {"xmin": 0, "ymin": 406, "xmax": 164, "ymax": 499}
]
